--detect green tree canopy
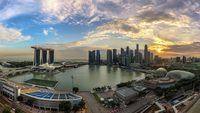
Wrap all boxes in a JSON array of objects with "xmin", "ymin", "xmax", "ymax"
[
  {"xmin": 59, "ymin": 101, "xmax": 71, "ymax": 113},
  {"xmin": 73, "ymin": 87, "xmax": 79, "ymax": 93},
  {"xmin": 3, "ymin": 106, "xmax": 11, "ymax": 113},
  {"xmin": 15, "ymin": 108, "xmax": 24, "ymax": 113}
]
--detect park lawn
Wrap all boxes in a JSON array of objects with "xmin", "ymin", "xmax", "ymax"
[{"xmin": 24, "ymin": 79, "xmax": 58, "ymax": 87}]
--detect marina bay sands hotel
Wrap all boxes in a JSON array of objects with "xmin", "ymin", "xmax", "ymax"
[{"xmin": 31, "ymin": 46, "xmax": 54, "ymax": 66}]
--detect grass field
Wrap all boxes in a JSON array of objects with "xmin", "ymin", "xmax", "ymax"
[{"xmin": 24, "ymin": 79, "xmax": 58, "ymax": 87}]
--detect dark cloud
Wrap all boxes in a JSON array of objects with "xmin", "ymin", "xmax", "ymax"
[
  {"xmin": 138, "ymin": 10, "xmax": 175, "ymax": 22},
  {"xmin": 97, "ymin": 1, "xmax": 124, "ymax": 14},
  {"xmin": 163, "ymin": 42, "xmax": 200, "ymax": 53},
  {"xmin": 158, "ymin": 0, "xmax": 186, "ymax": 10},
  {"xmin": 120, "ymin": 23, "xmax": 140, "ymax": 33}
]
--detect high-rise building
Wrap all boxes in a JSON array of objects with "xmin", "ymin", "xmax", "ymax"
[
  {"xmin": 155, "ymin": 55, "xmax": 162, "ymax": 64},
  {"xmin": 88, "ymin": 51, "xmax": 93, "ymax": 64},
  {"xmin": 88, "ymin": 51, "xmax": 92, "ymax": 64},
  {"xmin": 135, "ymin": 44, "xmax": 140, "ymax": 63},
  {"xmin": 144, "ymin": 44, "xmax": 150, "ymax": 64},
  {"xmin": 113, "ymin": 49, "xmax": 118, "ymax": 65},
  {"xmin": 125, "ymin": 46, "xmax": 131, "ymax": 66},
  {"xmin": 34, "ymin": 48, "xmax": 40, "ymax": 66},
  {"xmin": 107, "ymin": 50, "xmax": 113, "ymax": 66},
  {"xmin": 126, "ymin": 46, "xmax": 130, "ymax": 56},
  {"xmin": 130, "ymin": 50, "xmax": 134, "ymax": 63},
  {"xmin": 96, "ymin": 50, "xmax": 101, "ymax": 65},
  {"xmin": 176, "ymin": 57, "xmax": 181, "ymax": 62},
  {"xmin": 41, "ymin": 49, "xmax": 47, "ymax": 64},
  {"xmin": 121, "ymin": 48, "xmax": 125, "ymax": 55},
  {"xmin": 49, "ymin": 49, "xmax": 54, "ymax": 64},
  {"xmin": 31, "ymin": 47, "xmax": 55, "ymax": 66},
  {"xmin": 150, "ymin": 52, "xmax": 154, "ymax": 63},
  {"xmin": 138, "ymin": 52, "xmax": 143, "ymax": 64},
  {"xmin": 88, "ymin": 50, "xmax": 96, "ymax": 65},
  {"xmin": 125, "ymin": 55, "xmax": 131, "ymax": 67},
  {"xmin": 182, "ymin": 56, "xmax": 186, "ymax": 64},
  {"xmin": 92, "ymin": 50, "xmax": 95, "ymax": 64},
  {"xmin": 120, "ymin": 48, "xmax": 125, "ymax": 65}
]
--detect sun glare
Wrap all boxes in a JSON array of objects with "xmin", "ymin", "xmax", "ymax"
[
  {"xmin": 157, "ymin": 48, "xmax": 162, "ymax": 53},
  {"xmin": 149, "ymin": 45, "xmax": 167, "ymax": 54}
]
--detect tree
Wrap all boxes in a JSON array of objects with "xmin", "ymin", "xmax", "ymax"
[
  {"xmin": 15, "ymin": 108, "xmax": 24, "ymax": 113},
  {"xmin": 26, "ymin": 98, "xmax": 35, "ymax": 106},
  {"xmin": 17, "ymin": 96, "xmax": 23, "ymax": 101},
  {"xmin": 107, "ymin": 86, "xmax": 112, "ymax": 90},
  {"xmin": 72, "ymin": 104, "xmax": 80, "ymax": 113},
  {"xmin": 73, "ymin": 87, "xmax": 79, "ymax": 93},
  {"xmin": 79, "ymin": 99, "xmax": 85, "ymax": 109},
  {"xmin": 59, "ymin": 101, "xmax": 71, "ymax": 113},
  {"xmin": 3, "ymin": 106, "xmax": 11, "ymax": 113}
]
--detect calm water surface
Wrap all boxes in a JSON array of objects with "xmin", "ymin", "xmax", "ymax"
[{"xmin": 8, "ymin": 65, "xmax": 145, "ymax": 91}]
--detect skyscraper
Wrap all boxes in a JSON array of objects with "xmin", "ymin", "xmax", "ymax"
[
  {"xmin": 88, "ymin": 51, "xmax": 92, "ymax": 64},
  {"xmin": 125, "ymin": 46, "xmax": 131, "ymax": 66},
  {"xmin": 138, "ymin": 52, "xmax": 143, "ymax": 64},
  {"xmin": 176, "ymin": 57, "xmax": 181, "ymax": 62},
  {"xmin": 150, "ymin": 52, "xmax": 154, "ymax": 63},
  {"xmin": 96, "ymin": 50, "xmax": 101, "ymax": 65},
  {"xmin": 120, "ymin": 48, "xmax": 125, "ymax": 65},
  {"xmin": 88, "ymin": 50, "xmax": 95, "ymax": 65},
  {"xmin": 49, "ymin": 49, "xmax": 54, "ymax": 64},
  {"xmin": 41, "ymin": 49, "xmax": 47, "ymax": 64},
  {"xmin": 34, "ymin": 48, "xmax": 40, "ymax": 66},
  {"xmin": 144, "ymin": 44, "xmax": 149, "ymax": 64},
  {"xmin": 107, "ymin": 50, "xmax": 113, "ymax": 66},
  {"xmin": 135, "ymin": 44, "xmax": 140, "ymax": 63},
  {"xmin": 92, "ymin": 50, "xmax": 95, "ymax": 64},
  {"xmin": 113, "ymin": 49, "xmax": 118, "ymax": 65},
  {"xmin": 121, "ymin": 48, "xmax": 125, "ymax": 55},
  {"xmin": 182, "ymin": 56, "xmax": 186, "ymax": 64},
  {"xmin": 130, "ymin": 50, "xmax": 134, "ymax": 63},
  {"xmin": 126, "ymin": 46, "xmax": 130, "ymax": 56},
  {"xmin": 155, "ymin": 55, "xmax": 162, "ymax": 64},
  {"xmin": 31, "ymin": 47, "xmax": 55, "ymax": 66}
]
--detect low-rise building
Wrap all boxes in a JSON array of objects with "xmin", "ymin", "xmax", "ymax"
[
  {"xmin": 114, "ymin": 87, "xmax": 138, "ymax": 105},
  {"xmin": 0, "ymin": 78, "xmax": 21, "ymax": 101}
]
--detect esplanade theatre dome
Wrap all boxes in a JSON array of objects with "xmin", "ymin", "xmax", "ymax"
[
  {"xmin": 155, "ymin": 68, "xmax": 168, "ymax": 77},
  {"xmin": 166, "ymin": 70, "xmax": 195, "ymax": 81}
]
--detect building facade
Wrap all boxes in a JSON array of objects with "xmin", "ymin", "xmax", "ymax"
[
  {"xmin": 31, "ymin": 47, "xmax": 55, "ymax": 66},
  {"xmin": 107, "ymin": 50, "xmax": 113, "ymax": 66},
  {"xmin": 96, "ymin": 50, "xmax": 101, "ymax": 65},
  {"xmin": 113, "ymin": 49, "xmax": 118, "ymax": 65},
  {"xmin": 88, "ymin": 50, "xmax": 95, "ymax": 65},
  {"xmin": 0, "ymin": 79, "xmax": 21, "ymax": 101}
]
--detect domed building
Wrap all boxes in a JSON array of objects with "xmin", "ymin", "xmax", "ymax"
[
  {"xmin": 145, "ymin": 74, "xmax": 154, "ymax": 80},
  {"xmin": 154, "ymin": 68, "xmax": 168, "ymax": 78},
  {"xmin": 144, "ymin": 77, "xmax": 176, "ymax": 89},
  {"xmin": 166, "ymin": 70, "xmax": 195, "ymax": 81}
]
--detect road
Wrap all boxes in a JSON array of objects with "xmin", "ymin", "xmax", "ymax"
[
  {"xmin": 0, "ymin": 95, "xmax": 32, "ymax": 113},
  {"xmin": 78, "ymin": 92, "xmax": 108, "ymax": 113},
  {"xmin": 187, "ymin": 94, "xmax": 200, "ymax": 113}
]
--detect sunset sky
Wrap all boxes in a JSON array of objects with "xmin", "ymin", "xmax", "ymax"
[{"xmin": 0, "ymin": 0, "xmax": 200, "ymax": 60}]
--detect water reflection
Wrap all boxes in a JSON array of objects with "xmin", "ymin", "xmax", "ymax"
[{"xmin": 9, "ymin": 65, "xmax": 145, "ymax": 91}]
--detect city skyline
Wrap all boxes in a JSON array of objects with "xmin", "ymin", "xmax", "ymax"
[{"xmin": 0, "ymin": 0, "xmax": 200, "ymax": 60}]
